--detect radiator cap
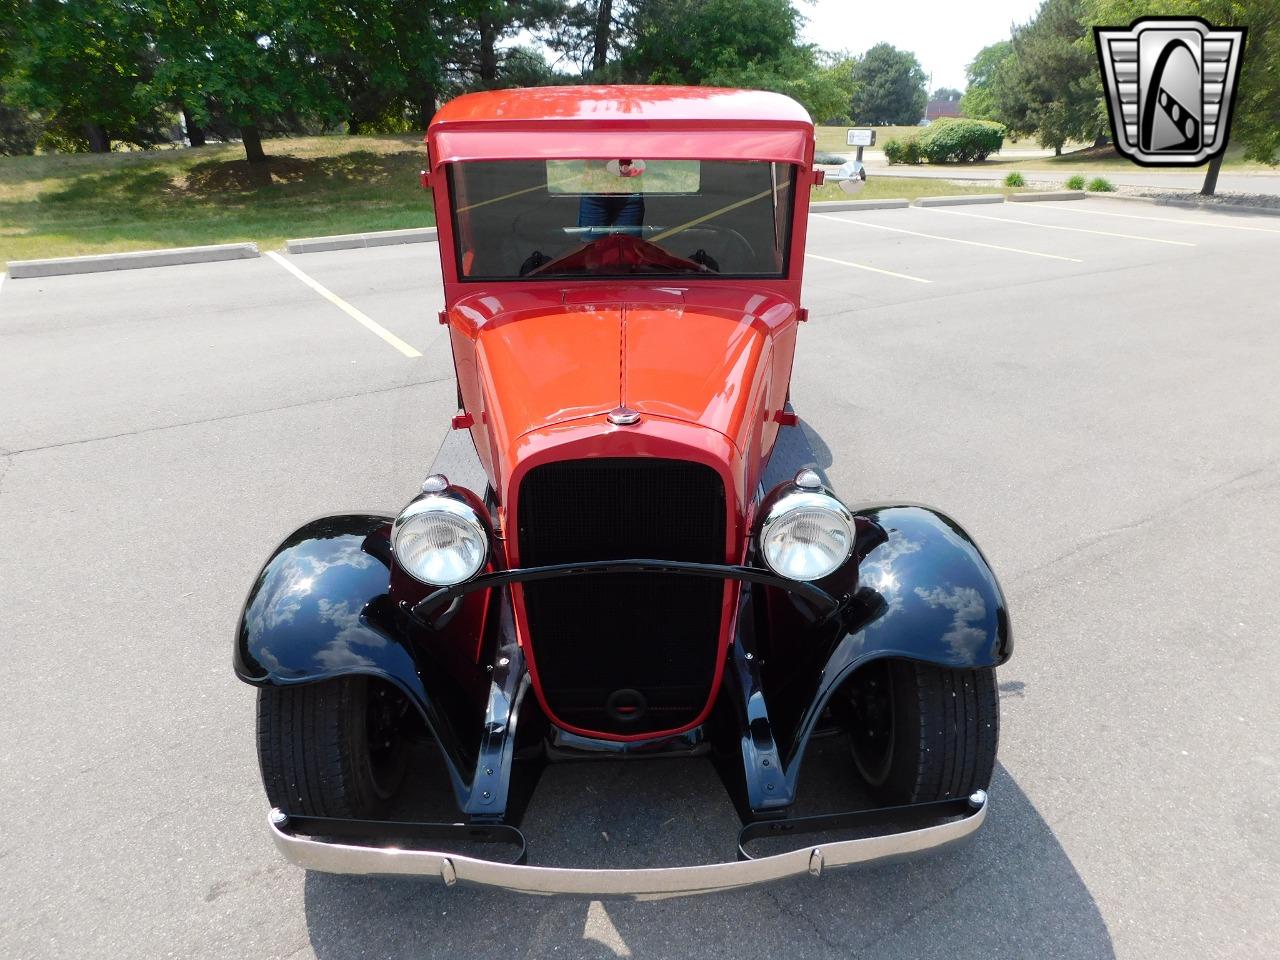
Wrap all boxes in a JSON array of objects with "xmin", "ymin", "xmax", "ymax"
[{"xmin": 607, "ymin": 406, "xmax": 641, "ymax": 426}]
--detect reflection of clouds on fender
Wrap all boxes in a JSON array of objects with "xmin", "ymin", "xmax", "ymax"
[
  {"xmin": 314, "ymin": 598, "xmax": 384, "ymax": 670},
  {"xmin": 914, "ymin": 585, "xmax": 987, "ymax": 662},
  {"xmin": 305, "ymin": 542, "xmax": 373, "ymax": 577},
  {"xmin": 249, "ymin": 542, "xmax": 375, "ymax": 637}
]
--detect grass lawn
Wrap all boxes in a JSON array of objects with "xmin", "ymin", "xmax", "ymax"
[
  {"xmin": 810, "ymin": 177, "xmax": 1025, "ymax": 203},
  {"xmin": 0, "ymin": 135, "xmax": 435, "ymax": 263}
]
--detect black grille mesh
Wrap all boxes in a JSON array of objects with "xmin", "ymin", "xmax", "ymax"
[{"xmin": 517, "ymin": 458, "xmax": 726, "ymax": 735}]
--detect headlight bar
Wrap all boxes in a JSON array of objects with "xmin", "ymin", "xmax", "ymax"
[{"xmin": 405, "ymin": 559, "xmax": 841, "ymax": 627}]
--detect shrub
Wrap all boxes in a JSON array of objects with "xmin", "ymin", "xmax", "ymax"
[
  {"xmin": 883, "ymin": 136, "xmax": 922, "ymax": 164},
  {"xmin": 1004, "ymin": 171, "xmax": 1025, "ymax": 187},
  {"xmin": 1065, "ymin": 174, "xmax": 1086, "ymax": 190},
  {"xmin": 814, "ymin": 151, "xmax": 848, "ymax": 165},
  {"xmin": 917, "ymin": 118, "xmax": 1006, "ymax": 163},
  {"xmin": 1087, "ymin": 176, "xmax": 1115, "ymax": 192}
]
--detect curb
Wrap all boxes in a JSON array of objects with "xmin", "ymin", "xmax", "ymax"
[
  {"xmin": 1008, "ymin": 190, "xmax": 1086, "ymax": 202},
  {"xmin": 6, "ymin": 242, "xmax": 259, "ymax": 279},
  {"xmin": 287, "ymin": 226, "xmax": 437, "ymax": 254},
  {"xmin": 912, "ymin": 194, "xmax": 1005, "ymax": 207},
  {"xmin": 811, "ymin": 198, "xmax": 909, "ymax": 211},
  {"xmin": 1089, "ymin": 193, "xmax": 1280, "ymax": 218}
]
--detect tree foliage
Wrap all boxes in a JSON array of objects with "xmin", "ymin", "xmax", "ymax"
[
  {"xmin": 5, "ymin": 0, "xmax": 172, "ymax": 151},
  {"xmin": 990, "ymin": 0, "xmax": 1107, "ymax": 153},
  {"xmin": 931, "ymin": 86, "xmax": 963, "ymax": 102},
  {"xmin": 0, "ymin": 90, "xmax": 43, "ymax": 155},
  {"xmin": 848, "ymin": 43, "xmax": 928, "ymax": 125},
  {"xmin": 620, "ymin": 0, "xmax": 850, "ymax": 121},
  {"xmin": 0, "ymin": 0, "xmax": 935, "ymax": 160},
  {"xmin": 960, "ymin": 41, "xmax": 1012, "ymax": 120}
]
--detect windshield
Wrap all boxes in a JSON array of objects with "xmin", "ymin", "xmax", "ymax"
[{"xmin": 448, "ymin": 159, "xmax": 796, "ymax": 281}]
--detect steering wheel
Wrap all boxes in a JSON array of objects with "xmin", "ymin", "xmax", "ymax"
[{"xmin": 673, "ymin": 224, "xmax": 757, "ymax": 271}]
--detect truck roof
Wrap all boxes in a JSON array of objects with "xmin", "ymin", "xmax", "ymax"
[
  {"xmin": 427, "ymin": 86, "xmax": 814, "ymax": 167},
  {"xmin": 430, "ymin": 85, "xmax": 813, "ymax": 128}
]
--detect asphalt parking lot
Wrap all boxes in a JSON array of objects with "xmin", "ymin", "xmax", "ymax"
[{"xmin": 3, "ymin": 198, "xmax": 1278, "ymax": 960}]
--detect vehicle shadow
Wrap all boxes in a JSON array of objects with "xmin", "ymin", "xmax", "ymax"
[{"xmin": 302, "ymin": 750, "xmax": 1113, "ymax": 960}]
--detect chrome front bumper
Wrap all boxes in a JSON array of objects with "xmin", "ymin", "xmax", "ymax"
[{"xmin": 267, "ymin": 790, "xmax": 988, "ymax": 900}]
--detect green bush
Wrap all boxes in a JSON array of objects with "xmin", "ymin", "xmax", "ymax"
[
  {"xmin": 1087, "ymin": 176, "xmax": 1115, "ymax": 192},
  {"xmin": 814, "ymin": 151, "xmax": 848, "ymax": 165},
  {"xmin": 883, "ymin": 136, "xmax": 922, "ymax": 164},
  {"xmin": 1065, "ymin": 174, "xmax": 1086, "ymax": 190},
  {"xmin": 917, "ymin": 118, "xmax": 1006, "ymax": 163},
  {"xmin": 1004, "ymin": 171, "xmax": 1025, "ymax": 187}
]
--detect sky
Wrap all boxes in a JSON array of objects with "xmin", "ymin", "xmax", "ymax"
[{"xmin": 796, "ymin": 0, "xmax": 1045, "ymax": 92}]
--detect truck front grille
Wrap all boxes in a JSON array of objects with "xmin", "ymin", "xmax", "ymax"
[{"xmin": 516, "ymin": 458, "xmax": 726, "ymax": 736}]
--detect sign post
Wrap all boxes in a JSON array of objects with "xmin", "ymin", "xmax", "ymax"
[{"xmin": 846, "ymin": 128, "xmax": 876, "ymax": 163}]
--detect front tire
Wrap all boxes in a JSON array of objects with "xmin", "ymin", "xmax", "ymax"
[
  {"xmin": 256, "ymin": 676, "xmax": 408, "ymax": 817},
  {"xmin": 846, "ymin": 659, "xmax": 999, "ymax": 805}
]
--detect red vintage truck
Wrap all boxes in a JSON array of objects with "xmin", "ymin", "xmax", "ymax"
[{"xmin": 235, "ymin": 86, "xmax": 1009, "ymax": 897}]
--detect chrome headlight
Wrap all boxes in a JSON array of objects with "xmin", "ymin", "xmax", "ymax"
[
  {"xmin": 392, "ymin": 496, "xmax": 488, "ymax": 586},
  {"xmin": 760, "ymin": 491, "xmax": 854, "ymax": 582}
]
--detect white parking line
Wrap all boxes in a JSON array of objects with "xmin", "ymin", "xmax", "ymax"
[
  {"xmin": 915, "ymin": 207, "xmax": 1196, "ymax": 247},
  {"xmin": 1041, "ymin": 203, "xmax": 1280, "ymax": 235},
  {"xmin": 805, "ymin": 253, "xmax": 931, "ymax": 283},
  {"xmin": 266, "ymin": 251, "xmax": 422, "ymax": 358},
  {"xmin": 0, "ymin": 272, "xmax": 6, "ymax": 299},
  {"xmin": 812, "ymin": 212, "xmax": 1083, "ymax": 263}
]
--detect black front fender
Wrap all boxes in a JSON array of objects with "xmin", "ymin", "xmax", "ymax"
[
  {"xmin": 777, "ymin": 504, "xmax": 1012, "ymax": 789},
  {"xmin": 235, "ymin": 514, "xmax": 401, "ymax": 685},
  {"xmin": 234, "ymin": 514, "xmax": 483, "ymax": 803},
  {"xmin": 838, "ymin": 503, "xmax": 1012, "ymax": 669}
]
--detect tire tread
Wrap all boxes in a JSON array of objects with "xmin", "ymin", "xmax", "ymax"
[
  {"xmin": 873, "ymin": 661, "xmax": 999, "ymax": 804},
  {"xmin": 256, "ymin": 679, "xmax": 374, "ymax": 818}
]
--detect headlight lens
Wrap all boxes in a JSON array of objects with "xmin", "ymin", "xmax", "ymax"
[
  {"xmin": 760, "ymin": 492, "xmax": 854, "ymax": 581},
  {"xmin": 392, "ymin": 497, "xmax": 488, "ymax": 586}
]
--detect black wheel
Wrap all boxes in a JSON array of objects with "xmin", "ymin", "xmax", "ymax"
[
  {"xmin": 256, "ymin": 676, "xmax": 409, "ymax": 817},
  {"xmin": 846, "ymin": 659, "xmax": 998, "ymax": 805}
]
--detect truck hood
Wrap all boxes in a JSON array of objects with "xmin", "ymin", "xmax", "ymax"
[{"xmin": 474, "ymin": 299, "xmax": 779, "ymax": 452}]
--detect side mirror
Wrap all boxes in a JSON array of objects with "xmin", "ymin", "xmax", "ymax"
[{"xmin": 827, "ymin": 160, "xmax": 867, "ymax": 195}]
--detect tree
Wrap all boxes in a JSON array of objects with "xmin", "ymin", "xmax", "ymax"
[
  {"xmin": 148, "ymin": 0, "xmax": 350, "ymax": 163},
  {"xmin": 931, "ymin": 86, "xmax": 963, "ymax": 102},
  {"xmin": 4, "ymin": 0, "xmax": 169, "ymax": 151},
  {"xmin": 849, "ymin": 43, "xmax": 928, "ymax": 125},
  {"xmin": 550, "ymin": 1, "xmax": 633, "ymax": 76},
  {"xmin": 0, "ymin": 8, "xmax": 41, "ymax": 154},
  {"xmin": 0, "ymin": 93, "xmax": 43, "ymax": 155},
  {"xmin": 441, "ymin": 0, "xmax": 567, "ymax": 91},
  {"xmin": 1083, "ymin": 0, "xmax": 1279, "ymax": 193},
  {"xmin": 991, "ymin": 0, "xmax": 1106, "ymax": 154},
  {"xmin": 623, "ymin": 0, "xmax": 802, "ymax": 83},
  {"xmin": 960, "ymin": 41, "xmax": 1012, "ymax": 119},
  {"xmin": 619, "ymin": 0, "xmax": 847, "ymax": 121}
]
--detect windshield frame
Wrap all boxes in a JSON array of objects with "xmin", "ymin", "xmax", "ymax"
[{"xmin": 445, "ymin": 160, "xmax": 799, "ymax": 284}]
